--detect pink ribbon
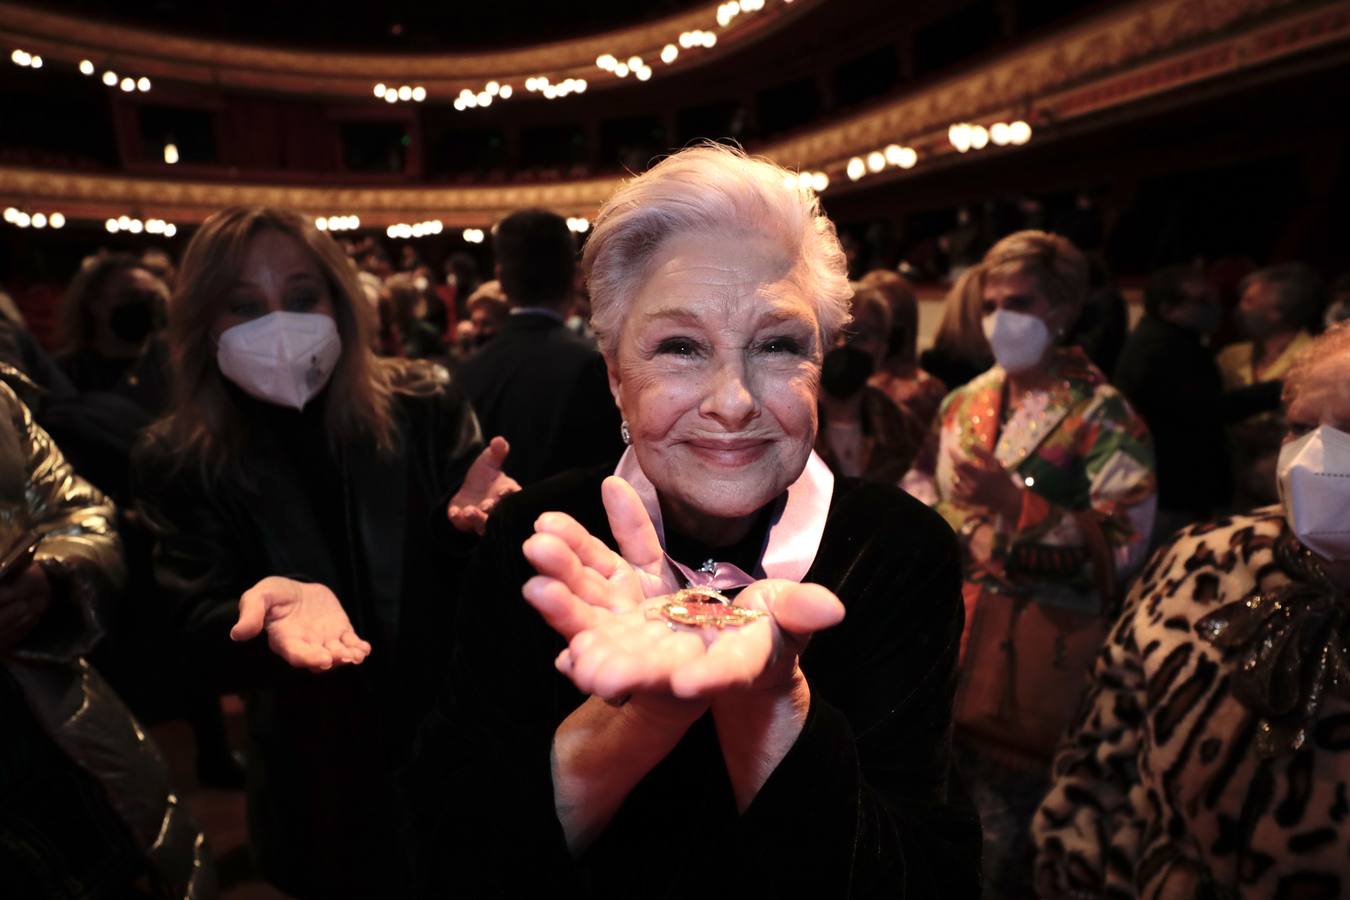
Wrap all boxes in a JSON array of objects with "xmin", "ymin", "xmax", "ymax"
[{"xmin": 613, "ymin": 448, "xmax": 835, "ymax": 591}]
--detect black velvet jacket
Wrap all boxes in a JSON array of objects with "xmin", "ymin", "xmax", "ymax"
[
  {"xmin": 131, "ymin": 361, "xmax": 482, "ymax": 898},
  {"xmin": 410, "ymin": 465, "xmax": 981, "ymax": 898}
]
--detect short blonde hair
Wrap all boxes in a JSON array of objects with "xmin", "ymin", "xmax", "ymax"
[
  {"xmin": 582, "ymin": 142, "xmax": 851, "ymax": 357},
  {"xmin": 1283, "ymin": 321, "xmax": 1350, "ymax": 408},
  {"xmin": 978, "ymin": 230, "xmax": 1088, "ymax": 310}
]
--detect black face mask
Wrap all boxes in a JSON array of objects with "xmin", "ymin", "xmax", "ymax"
[
  {"xmin": 820, "ymin": 344, "xmax": 874, "ymax": 400},
  {"xmin": 108, "ymin": 300, "xmax": 157, "ymax": 345}
]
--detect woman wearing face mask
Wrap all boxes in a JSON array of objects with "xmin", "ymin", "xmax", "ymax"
[
  {"xmin": 57, "ymin": 252, "xmax": 169, "ymax": 393},
  {"xmin": 1034, "ymin": 324, "xmax": 1350, "ymax": 900},
  {"xmin": 130, "ymin": 207, "xmax": 517, "ymax": 899},
  {"xmin": 815, "ymin": 285, "xmax": 925, "ymax": 481},
  {"xmin": 903, "ymin": 229, "xmax": 1157, "ymax": 895}
]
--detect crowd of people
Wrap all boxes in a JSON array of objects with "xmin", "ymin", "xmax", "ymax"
[{"xmin": 1, "ymin": 142, "xmax": 1348, "ymax": 899}]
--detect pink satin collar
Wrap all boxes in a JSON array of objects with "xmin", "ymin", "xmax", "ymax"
[{"xmin": 613, "ymin": 448, "xmax": 835, "ymax": 590}]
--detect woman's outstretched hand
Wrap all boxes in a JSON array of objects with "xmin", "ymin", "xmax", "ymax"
[
  {"xmin": 231, "ymin": 576, "xmax": 372, "ymax": 672},
  {"xmin": 449, "ymin": 436, "xmax": 522, "ymax": 535},
  {"xmin": 522, "ymin": 476, "xmax": 844, "ymax": 702}
]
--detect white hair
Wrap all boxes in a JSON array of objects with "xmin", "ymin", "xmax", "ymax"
[{"xmin": 582, "ymin": 142, "xmax": 852, "ymax": 357}]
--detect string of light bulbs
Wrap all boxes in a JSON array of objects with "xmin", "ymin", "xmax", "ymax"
[{"xmin": 3, "ymin": 207, "xmax": 65, "ymax": 229}]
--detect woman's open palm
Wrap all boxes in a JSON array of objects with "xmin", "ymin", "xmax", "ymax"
[{"xmin": 522, "ymin": 477, "xmax": 843, "ymax": 701}]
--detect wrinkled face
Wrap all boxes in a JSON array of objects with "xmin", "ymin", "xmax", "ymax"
[
  {"xmin": 608, "ymin": 232, "xmax": 822, "ymax": 531},
  {"xmin": 1284, "ymin": 351, "xmax": 1350, "ymax": 441},
  {"xmin": 211, "ymin": 230, "xmax": 335, "ymax": 341}
]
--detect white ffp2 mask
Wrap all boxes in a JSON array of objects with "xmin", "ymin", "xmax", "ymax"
[
  {"xmin": 1277, "ymin": 424, "xmax": 1350, "ymax": 561},
  {"xmin": 982, "ymin": 309, "xmax": 1052, "ymax": 373},
  {"xmin": 217, "ymin": 311, "xmax": 341, "ymax": 410}
]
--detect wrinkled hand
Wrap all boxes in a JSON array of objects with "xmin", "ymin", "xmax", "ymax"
[
  {"xmin": 0, "ymin": 562, "xmax": 51, "ymax": 652},
  {"xmin": 231, "ymin": 576, "xmax": 371, "ymax": 672},
  {"xmin": 950, "ymin": 444, "xmax": 1023, "ymax": 521},
  {"xmin": 448, "ymin": 436, "xmax": 522, "ymax": 535},
  {"xmin": 522, "ymin": 477, "xmax": 844, "ymax": 701}
]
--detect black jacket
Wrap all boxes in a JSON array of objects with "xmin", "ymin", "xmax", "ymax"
[
  {"xmin": 455, "ymin": 311, "xmax": 623, "ymax": 486},
  {"xmin": 131, "ymin": 361, "xmax": 481, "ymax": 898},
  {"xmin": 409, "ymin": 465, "xmax": 981, "ymax": 898}
]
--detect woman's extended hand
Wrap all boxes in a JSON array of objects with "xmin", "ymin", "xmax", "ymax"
[
  {"xmin": 522, "ymin": 477, "xmax": 844, "ymax": 701},
  {"xmin": 231, "ymin": 576, "xmax": 372, "ymax": 672},
  {"xmin": 950, "ymin": 444, "xmax": 1024, "ymax": 521},
  {"xmin": 448, "ymin": 436, "xmax": 522, "ymax": 535}
]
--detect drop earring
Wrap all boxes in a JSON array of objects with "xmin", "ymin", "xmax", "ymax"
[{"xmin": 621, "ymin": 421, "xmax": 631, "ymax": 445}]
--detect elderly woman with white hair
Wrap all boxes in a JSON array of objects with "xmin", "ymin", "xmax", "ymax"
[{"xmin": 407, "ymin": 144, "xmax": 980, "ymax": 896}]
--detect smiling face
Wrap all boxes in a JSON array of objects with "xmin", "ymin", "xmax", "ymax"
[
  {"xmin": 210, "ymin": 229, "xmax": 336, "ymax": 341},
  {"xmin": 608, "ymin": 231, "xmax": 823, "ymax": 541}
]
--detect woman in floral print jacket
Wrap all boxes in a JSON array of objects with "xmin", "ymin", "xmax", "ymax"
[{"xmin": 903, "ymin": 230, "xmax": 1157, "ymax": 894}]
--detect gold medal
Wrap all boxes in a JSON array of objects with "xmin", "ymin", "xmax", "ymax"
[{"xmin": 645, "ymin": 586, "xmax": 768, "ymax": 630}]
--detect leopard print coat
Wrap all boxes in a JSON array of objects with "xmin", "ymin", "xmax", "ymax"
[{"xmin": 1033, "ymin": 508, "xmax": 1350, "ymax": 900}]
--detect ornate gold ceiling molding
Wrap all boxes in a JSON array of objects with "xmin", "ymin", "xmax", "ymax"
[
  {"xmin": 760, "ymin": 0, "xmax": 1346, "ymax": 171},
  {"xmin": 0, "ymin": 0, "xmax": 820, "ymax": 99},
  {"xmin": 1, "ymin": 0, "xmax": 1345, "ymax": 225},
  {"xmin": 0, "ymin": 166, "xmax": 625, "ymax": 227}
]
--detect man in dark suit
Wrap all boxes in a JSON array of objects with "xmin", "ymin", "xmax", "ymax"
[{"xmin": 456, "ymin": 209, "xmax": 624, "ymax": 486}]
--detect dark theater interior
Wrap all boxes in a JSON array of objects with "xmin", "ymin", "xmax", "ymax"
[{"xmin": 2, "ymin": 1, "xmax": 1349, "ymax": 898}]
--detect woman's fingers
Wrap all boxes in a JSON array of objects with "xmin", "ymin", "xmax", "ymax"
[
  {"xmin": 601, "ymin": 477, "xmax": 666, "ymax": 576},
  {"xmin": 753, "ymin": 581, "xmax": 846, "ymax": 636},
  {"xmin": 522, "ymin": 534, "xmax": 613, "ymax": 607},
  {"xmin": 522, "ymin": 576, "xmax": 602, "ymax": 638},
  {"xmin": 534, "ymin": 512, "xmax": 624, "ymax": 580},
  {"xmin": 670, "ymin": 625, "xmax": 770, "ymax": 697},
  {"xmin": 270, "ymin": 632, "xmax": 333, "ymax": 671}
]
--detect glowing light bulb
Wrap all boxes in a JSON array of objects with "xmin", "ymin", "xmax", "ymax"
[
  {"xmin": 137, "ymin": 76, "xmax": 150, "ymax": 91},
  {"xmin": 499, "ymin": 85, "xmax": 512, "ymax": 99},
  {"xmin": 627, "ymin": 56, "xmax": 642, "ymax": 70},
  {"xmin": 163, "ymin": 224, "xmax": 176, "ymax": 237},
  {"xmin": 970, "ymin": 125, "xmax": 989, "ymax": 150},
  {"xmin": 596, "ymin": 54, "xmax": 616, "ymax": 70},
  {"xmin": 453, "ymin": 98, "xmax": 466, "ymax": 111},
  {"xmin": 106, "ymin": 218, "xmax": 119, "ymax": 232},
  {"xmin": 128, "ymin": 218, "xmax": 143, "ymax": 233},
  {"xmin": 120, "ymin": 77, "xmax": 135, "ymax": 92},
  {"xmin": 1009, "ymin": 120, "xmax": 1032, "ymax": 144},
  {"xmin": 948, "ymin": 123, "xmax": 972, "ymax": 153},
  {"xmin": 10, "ymin": 50, "xmax": 29, "ymax": 66},
  {"xmin": 485, "ymin": 81, "xmax": 500, "ymax": 96},
  {"xmin": 397, "ymin": 85, "xmax": 412, "ymax": 101},
  {"xmin": 703, "ymin": 32, "xmax": 718, "ymax": 48},
  {"xmin": 374, "ymin": 83, "xmax": 386, "ymax": 98},
  {"xmin": 387, "ymin": 225, "xmax": 398, "ymax": 238},
  {"xmin": 14, "ymin": 212, "xmax": 30, "ymax": 228},
  {"xmin": 897, "ymin": 147, "xmax": 917, "ymax": 169},
  {"xmin": 385, "ymin": 91, "xmax": 398, "ymax": 104},
  {"xmin": 412, "ymin": 86, "xmax": 426, "ymax": 102},
  {"xmin": 117, "ymin": 215, "xmax": 131, "ymax": 229},
  {"xmin": 990, "ymin": 122, "xmax": 1011, "ymax": 146},
  {"xmin": 30, "ymin": 55, "xmax": 42, "ymax": 69},
  {"xmin": 103, "ymin": 70, "xmax": 117, "ymax": 86},
  {"xmin": 49, "ymin": 212, "xmax": 64, "ymax": 228},
  {"xmin": 573, "ymin": 80, "xmax": 585, "ymax": 94},
  {"xmin": 31, "ymin": 213, "xmax": 46, "ymax": 228},
  {"xmin": 884, "ymin": 144, "xmax": 904, "ymax": 166},
  {"xmin": 163, "ymin": 143, "xmax": 179, "ymax": 165},
  {"xmin": 866, "ymin": 151, "xmax": 885, "ymax": 173},
  {"xmin": 316, "ymin": 217, "xmax": 328, "ymax": 231},
  {"xmin": 1, "ymin": 208, "xmax": 15, "ymax": 222},
  {"xmin": 477, "ymin": 91, "xmax": 491, "ymax": 106},
  {"xmin": 79, "ymin": 60, "xmax": 94, "ymax": 75},
  {"xmin": 846, "ymin": 157, "xmax": 866, "ymax": 181},
  {"xmin": 635, "ymin": 66, "xmax": 651, "ymax": 81},
  {"xmin": 811, "ymin": 172, "xmax": 829, "ymax": 192},
  {"xmin": 613, "ymin": 63, "xmax": 629, "ymax": 78}
]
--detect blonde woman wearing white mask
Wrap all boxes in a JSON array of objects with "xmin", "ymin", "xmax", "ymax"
[
  {"xmin": 902, "ymin": 229, "xmax": 1157, "ymax": 894},
  {"xmin": 1035, "ymin": 324, "xmax": 1350, "ymax": 900}
]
